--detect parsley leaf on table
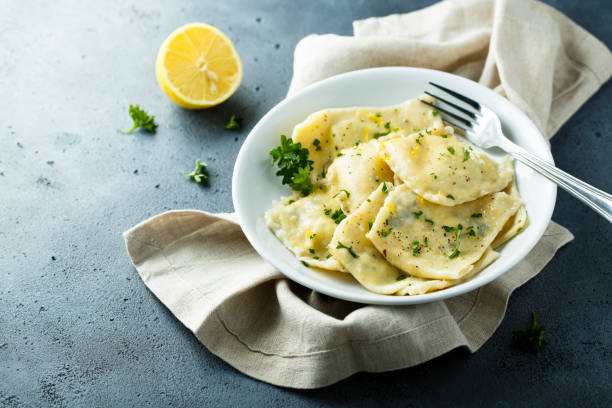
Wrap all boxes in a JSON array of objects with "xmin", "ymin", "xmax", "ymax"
[
  {"xmin": 512, "ymin": 312, "xmax": 548, "ymax": 353},
  {"xmin": 224, "ymin": 114, "xmax": 243, "ymax": 130},
  {"xmin": 121, "ymin": 105, "xmax": 158, "ymax": 134},
  {"xmin": 269, "ymin": 135, "xmax": 314, "ymax": 196},
  {"xmin": 183, "ymin": 159, "xmax": 208, "ymax": 183}
]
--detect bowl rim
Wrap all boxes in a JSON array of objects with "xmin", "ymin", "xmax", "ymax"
[{"xmin": 232, "ymin": 66, "xmax": 556, "ymax": 305}]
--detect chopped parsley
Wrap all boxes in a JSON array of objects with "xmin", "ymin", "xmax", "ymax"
[
  {"xmin": 374, "ymin": 130, "xmax": 391, "ymax": 138},
  {"xmin": 312, "ymin": 138, "xmax": 322, "ymax": 151},
  {"xmin": 330, "ymin": 208, "xmax": 346, "ymax": 224},
  {"xmin": 430, "ymin": 172, "xmax": 438, "ymax": 180},
  {"xmin": 270, "ymin": 135, "xmax": 314, "ymax": 196},
  {"xmin": 467, "ymin": 226, "xmax": 476, "ymax": 237},
  {"xmin": 337, "ymin": 152, "xmax": 344, "ymax": 157},
  {"xmin": 374, "ymin": 122, "xmax": 392, "ymax": 138},
  {"xmin": 432, "ymin": 109, "xmax": 439, "ymax": 116},
  {"xmin": 447, "ymin": 146, "xmax": 455, "ymax": 155},
  {"xmin": 512, "ymin": 312, "xmax": 547, "ymax": 353},
  {"xmin": 463, "ymin": 148, "xmax": 470, "ymax": 162},
  {"xmin": 326, "ymin": 253, "xmax": 333, "ymax": 259},
  {"xmin": 368, "ymin": 220, "xmax": 374, "ymax": 230},
  {"xmin": 183, "ymin": 159, "xmax": 208, "ymax": 183},
  {"xmin": 378, "ymin": 228, "xmax": 393, "ymax": 237},
  {"xmin": 425, "ymin": 219, "xmax": 434, "ymax": 225},
  {"xmin": 411, "ymin": 240, "xmax": 420, "ymax": 256},
  {"xmin": 224, "ymin": 114, "xmax": 243, "ymax": 130},
  {"xmin": 442, "ymin": 225, "xmax": 455, "ymax": 232},
  {"xmin": 471, "ymin": 213, "xmax": 483, "ymax": 218},
  {"xmin": 423, "ymin": 236, "xmax": 428, "ymax": 246},
  {"xmin": 396, "ymin": 273, "xmax": 407, "ymax": 281},
  {"xmin": 449, "ymin": 225, "xmax": 462, "ymax": 259},
  {"xmin": 413, "ymin": 210, "xmax": 423, "ymax": 219},
  {"xmin": 382, "ymin": 181, "xmax": 390, "ymax": 194},
  {"xmin": 447, "ymin": 194, "xmax": 455, "ymax": 200},
  {"xmin": 425, "ymin": 129, "xmax": 432, "ymax": 135},
  {"xmin": 440, "ymin": 134, "xmax": 449, "ymax": 138},
  {"xmin": 301, "ymin": 261, "xmax": 309, "ymax": 267},
  {"xmin": 336, "ymin": 241, "xmax": 358, "ymax": 258},
  {"xmin": 324, "ymin": 208, "xmax": 332, "ymax": 216},
  {"xmin": 309, "ymin": 233, "xmax": 316, "ymax": 240},
  {"xmin": 122, "ymin": 105, "xmax": 158, "ymax": 134},
  {"xmin": 308, "ymin": 248, "xmax": 315, "ymax": 254},
  {"xmin": 332, "ymin": 189, "xmax": 351, "ymax": 199}
]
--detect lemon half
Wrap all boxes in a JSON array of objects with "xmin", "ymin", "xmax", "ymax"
[{"xmin": 155, "ymin": 23, "xmax": 243, "ymax": 109}]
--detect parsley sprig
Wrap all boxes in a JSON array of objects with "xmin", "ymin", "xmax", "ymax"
[
  {"xmin": 122, "ymin": 105, "xmax": 158, "ymax": 134},
  {"xmin": 512, "ymin": 312, "xmax": 547, "ymax": 353},
  {"xmin": 336, "ymin": 241, "xmax": 358, "ymax": 258},
  {"xmin": 270, "ymin": 135, "xmax": 314, "ymax": 196},
  {"xmin": 183, "ymin": 159, "xmax": 208, "ymax": 183},
  {"xmin": 224, "ymin": 114, "xmax": 243, "ymax": 130}
]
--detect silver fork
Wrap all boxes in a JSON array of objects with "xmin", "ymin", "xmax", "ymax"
[{"xmin": 420, "ymin": 82, "xmax": 612, "ymax": 224}]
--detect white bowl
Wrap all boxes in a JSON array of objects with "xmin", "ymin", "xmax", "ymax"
[{"xmin": 232, "ymin": 67, "xmax": 556, "ymax": 305}]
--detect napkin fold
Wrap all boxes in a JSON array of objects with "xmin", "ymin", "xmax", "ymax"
[{"xmin": 124, "ymin": 0, "xmax": 611, "ymax": 389}]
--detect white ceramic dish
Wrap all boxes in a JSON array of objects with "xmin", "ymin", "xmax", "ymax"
[{"xmin": 232, "ymin": 67, "xmax": 556, "ymax": 305}]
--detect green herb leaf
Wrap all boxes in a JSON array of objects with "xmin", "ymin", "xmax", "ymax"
[
  {"xmin": 442, "ymin": 225, "xmax": 455, "ymax": 232},
  {"xmin": 396, "ymin": 273, "xmax": 407, "ymax": 281},
  {"xmin": 183, "ymin": 159, "xmax": 208, "ymax": 183},
  {"xmin": 430, "ymin": 172, "xmax": 437, "ymax": 180},
  {"xmin": 332, "ymin": 189, "xmax": 351, "ymax": 199},
  {"xmin": 425, "ymin": 219, "xmax": 434, "ymax": 225},
  {"xmin": 308, "ymin": 248, "xmax": 315, "ymax": 254},
  {"xmin": 122, "ymin": 105, "xmax": 158, "ymax": 134},
  {"xmin": 224, "ymin": 114, "xmax": 243, "ymax": 130},
  {"xmin": 512, "ymin": 312, "xmax": 547, "ymax": 353},
  {"xmin": 373, "ymin": 130, "xmax": 391, "ymax": 139},
  {"xmin": 312, "ymin": 138, "xmax": 322, "ymax": 151},
  {"xmin": 440, "ymin": 134, "xmax": 449, "ymax": 138},
  {"xmin": 309, "ymin": 233, "xmax": 316, "ymax": 240},
  {"xmin": 330, "ymin": 208, "xmax": 346, "ymax": 224},
  {"xmin": 368, "ymin": 219, "xmax": 374, "ymax": 231},
  {"xmin": 463, "ymin": 148, "xmax": 470, "ymax": 162},
  {"xmin": 413, "ymin": 210, "xmax": 423, "ymax": 219},
  {"xmin": 382, "ymin": 181, "xmax": 389, "ymax": 194},
  {"xmin": 324, "ymin": 208, "xmax": 332, "ymax": 216},
  {"xmin": 447, "ymin": 194, "xmax": 455, "ymax": 200},
  {"xmin": 471, "ymin": 213, "xmax": 482, "ymax": 218},
  {"xmin": 301, "ymin": 260, "xmax": 309, "ymax": 267},
  {"xmin": 411, "ymin": 240, "xmax": 420, "ymax": 256},
  {"xmin": 336, "ymin": 241, "xmax": 358, "ymax": 258},
  {"xmin": 337, "ymin": 152, "xmax": 344, "ymax": 157},
  {"xmin": 378, "ymin": 228, "xmax": 393, "ymax": 237},
  {"xmin": 270, "ymin": 135, "xmax": 314, "ymax": 196},
  {"xmin": 449, "ymin": 226, "xmax": 462, "ymax": 259},
  {"xmin": 432, "ymin": 109, "xmax": 439, "ymax": 116},
  {"xmin": 447, "ymin": 146, "xmax": 455, "ymax": 155}
]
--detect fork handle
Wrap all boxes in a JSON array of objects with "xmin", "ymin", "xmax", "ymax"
[{"xmin": 502, "ymin": 141, "xmax": 612, "ymax": 223}]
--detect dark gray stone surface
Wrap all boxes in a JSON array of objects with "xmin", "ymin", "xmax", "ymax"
[{"xmin": 1, "ymin": 0, "xmax": 610, "ymax": 406}]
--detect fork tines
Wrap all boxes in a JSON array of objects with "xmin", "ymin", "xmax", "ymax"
[{"xmin": 419, "ymin": 82, "xmax": 482, "ymax": 131}]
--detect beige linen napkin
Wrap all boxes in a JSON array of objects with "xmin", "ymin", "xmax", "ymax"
[{"xmin": 124, "ymin": 0, "xmax": 611, "ymax": 389}]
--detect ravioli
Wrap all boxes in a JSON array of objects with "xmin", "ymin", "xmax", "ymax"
[
  {"xmin": 395, "ymin": 247, "xmax": 500, "ymax": 296},
  {"xmin": 326, "ymin": 139, "xmax": 395, "ymax": 212},
  {"xmin": 264, "ymin": 188, "xmax": 345, "ymax": 270},
  {"xmin": 292, "ymin": 97, "xmax": 444, "ymax": 185},
  {"xmin": 491, "ymin": 180, "xmax": 529, "ymax": 248},
  {"xmin": 380, "ymin": 129, "xmax": 514, "ymax": 205},
  {"xmin": 366, "ymin": 184, "xmax": 520, "ymax": 280},
  {"xmin": 329, "ymin": 183, "xmax": 501, "ymax": 295},
  {"xmin": 329, "ymin": 183, "xmax": 411, "ymax": 294}
]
